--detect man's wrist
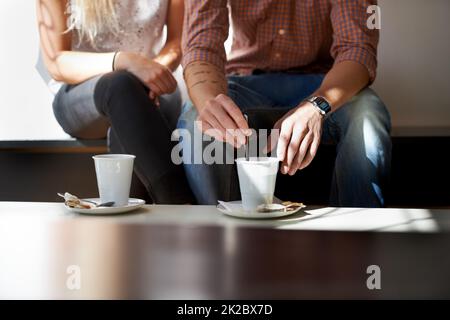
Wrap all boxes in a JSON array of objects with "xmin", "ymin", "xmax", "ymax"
[
  {"xmin": 300, "ymin": 101, "xmax": 324, "ymax": 119},
  {"xmin": 305, "ymin": 96, "xmax": 332, "ymax": 116}
]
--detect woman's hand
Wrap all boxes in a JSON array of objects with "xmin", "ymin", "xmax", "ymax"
[{"xmin": 115, "ymin": 51, "xmax": 177, "ymax": 101}]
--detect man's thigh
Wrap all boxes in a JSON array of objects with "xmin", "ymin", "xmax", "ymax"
[
  {"xmin": 321, "ymin": 87, "xmax": 391, "ymax": 145},
  {"xmin": 179, "ymin": 76, "xmax": 283, "ymax": 131},
  {"xmin": 228, "ymin": 73, "xmax": 324, "ymax": 107}
]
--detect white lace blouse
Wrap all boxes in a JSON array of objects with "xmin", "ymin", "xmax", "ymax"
[
  {"xmin": 71, "ymin": 0, "xmax": 168, "ymax": 59},
  {"xmin": 44, "ymin": 0, "xmax": 169, "ymax": 93}
]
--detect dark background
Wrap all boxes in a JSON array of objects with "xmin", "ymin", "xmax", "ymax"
[{"xmin": 1, "ymin": 135, "xmax": 449, "ymax": 208}]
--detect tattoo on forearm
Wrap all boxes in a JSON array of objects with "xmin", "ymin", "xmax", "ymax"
[
  {"xmin": 185, "ymin": 62, "xmax": 226, "ymax": 91},
  {"xmin": 193, "ymin": 71, "xmax": 211, "ymax": 76},
  {"xmin": 189, "ymin": 80, "xmax": 207, "ymax": 89},
  {"xmin": 188, "ymin": 79, "xmax": 226, "ymax": 91}
]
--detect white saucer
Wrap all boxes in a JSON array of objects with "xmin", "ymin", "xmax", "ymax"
[
  {"xmin": 64, "ymin": 198, "xmax": 146, "ymax": 215},
  {"xmin": 217, "ymin": 200, "xmax": 303, "ymax": 219}
]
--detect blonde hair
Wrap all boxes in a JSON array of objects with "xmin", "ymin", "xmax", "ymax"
[{"xmin": 67, "ymin": 0, "xmax": 119, "ymax": 44}]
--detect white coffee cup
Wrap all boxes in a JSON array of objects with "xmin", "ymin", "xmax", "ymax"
[
  {"xmin": 93, "ymin": 154, "xmax": 135, "ymax": 207},
  {"xmin": 235, "ymin": 157, "xmax": 279, "ymax": 211}
]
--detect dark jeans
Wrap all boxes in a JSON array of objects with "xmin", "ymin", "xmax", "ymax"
[
  {"xmin": 177, "ymin": 73, "xmax": 392, "ymax": 207},
  {"xmin": 53, "ymin": 70, "xmax": 195, "ymax": 204}
]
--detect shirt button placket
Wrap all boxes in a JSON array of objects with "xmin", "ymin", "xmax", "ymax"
[{"xmin": 273, "ymin": 28, "xmax": 285, "ymax": 65}]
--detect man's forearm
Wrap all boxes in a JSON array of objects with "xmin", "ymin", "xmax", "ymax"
[
  {"xmin": 313, "ymin": 61, "xmax": 370, "ymax": 112},
  {"xmin": 184, "ymin": 62, "xmax": 228, "ymax": 111}
]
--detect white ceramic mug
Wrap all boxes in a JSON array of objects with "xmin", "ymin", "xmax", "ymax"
[
  {"xmin": 93, "ymin": 154, "xmax": 135, "ymax": 207},
  {"xmin": 235, "ymin": 157, "xmax": 279, "ymax": 211}
]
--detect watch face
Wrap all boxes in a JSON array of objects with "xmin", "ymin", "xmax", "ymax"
[
  {"xmin": 307, "ymin": 96, "xmax": 331, "ymax": 114},
  {"xmin": 318, "ymin": 99, "xmax": 327, "ymax": 108},
  {"xmin": 316, "ymin": 97, "xmax": 331, "ymax": 113}
]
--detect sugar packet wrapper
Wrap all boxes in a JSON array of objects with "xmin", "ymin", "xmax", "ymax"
[{"xmin": 59, "ymin": 192, "xmax": 94, "ymax": 209}]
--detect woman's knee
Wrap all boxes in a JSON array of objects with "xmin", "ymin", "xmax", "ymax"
[
  {"xmin": 98, "ymin": 70, "xmax": 145, "ymax": 95},
  {"xmin": 94, "ymin": 70, "xmax": 147, "ymax": 114}
]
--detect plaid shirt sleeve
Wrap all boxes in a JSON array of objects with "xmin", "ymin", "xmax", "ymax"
[
  {"xmin": 182, "ymin": 0, "xmax": 229, "ymax": 73},
  {"xmin": 330, "ymin": 0, "xmax": 379, "ymax": 83}
]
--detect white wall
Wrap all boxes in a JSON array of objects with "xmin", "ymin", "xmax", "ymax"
[
  {"xmin": 0, "ymin": 0, "xmax": 69, "ymax": 140},
  {"xmin": 373, "ymin": 0, "xmax": 450, "ymax": 128},
  {"xmin": 0, "ymin": 0, "xmax": 449, "ymax": 140}
]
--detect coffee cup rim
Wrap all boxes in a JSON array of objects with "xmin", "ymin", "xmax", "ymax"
[
  {"xmin": 235, "ymin": 156, "xmax": 279, "ymax": 164},
  {"xmin": 93, "ymin": 154, "xmax": 136, "ymax": 160}
]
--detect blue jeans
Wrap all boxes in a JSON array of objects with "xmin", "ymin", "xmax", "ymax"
[{"xmin": 177, "ymin": 73, "xmax": 391, "ymax": 207}]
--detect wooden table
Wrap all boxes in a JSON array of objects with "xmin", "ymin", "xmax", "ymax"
[{"xmin": 0, "ymin": 202, "xmax": 449, "ymax": 299}]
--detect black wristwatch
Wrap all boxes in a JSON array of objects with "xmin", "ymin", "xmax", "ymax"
[{"xmin": 306, "ymin": 96, "xmax": 332, "ymax": 116}]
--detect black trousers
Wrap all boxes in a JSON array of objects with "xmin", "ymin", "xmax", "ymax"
[{"xmin": 53, "ymin": 70, "xmax": 195, "ymax": 204}]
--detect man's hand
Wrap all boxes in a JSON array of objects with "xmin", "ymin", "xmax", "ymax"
[
  {"xmin": 265, "ymin": 102, "xmax": 324, "ymax": 175},
  {"xmin": 197, "ymin": 94, "xmax": 251, "ymax": 148},
  {"xmin": 183, "ymin": 62, "xmax": 249, "ymax": 147}
]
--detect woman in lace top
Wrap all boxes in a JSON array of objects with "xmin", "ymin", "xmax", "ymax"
[{"xmin": 36, "ymin": 0, "xmax": 195, "ymax": 204}]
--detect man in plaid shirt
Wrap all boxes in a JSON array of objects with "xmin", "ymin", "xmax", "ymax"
[{"xmin": 177, "ymin": 0, "xmax": 391, "ymax": 207}]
